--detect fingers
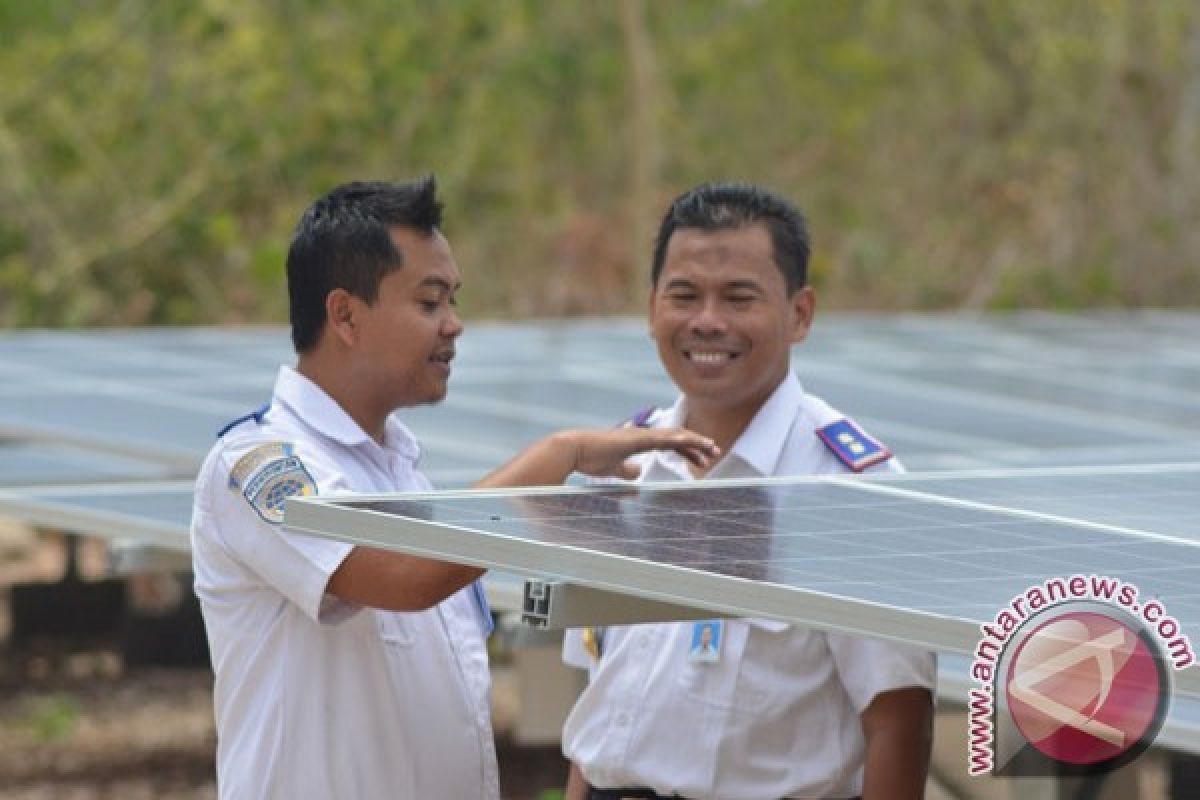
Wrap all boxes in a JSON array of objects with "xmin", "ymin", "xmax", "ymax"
[
  {"xmin": 678, "ymin": 443, "xmax": 718, "ymax": 470},
  {"xmin": 571, "ymin": 427, "xmax": 720, "ymax": 477},
  {"xmin": 614, "ymin": 460, "xmax": 642, "ymax": 481},
  {"xmin": 654, "ymin": 430, "xmax": 719, "ymax": 470}
]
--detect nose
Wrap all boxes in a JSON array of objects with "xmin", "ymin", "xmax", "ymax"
[
  {"xmin": 442, "ymin": 307, "xmax": 464, "ymax": 339},
  {"xmin": 688, "ymin": 298, "xmax": 727, "ymax": 337}
]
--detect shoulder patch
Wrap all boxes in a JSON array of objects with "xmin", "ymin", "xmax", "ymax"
[
  {"xmin": 816, "ymin": 419, "xmax": 893, "ymax": 472},
  {"xmin": 227, "ymin": 442, "xmax": 316, "ymax": 524},
  {"xmin": 623, "ymin": 406, "xmax": 658, "ymax": 428}
]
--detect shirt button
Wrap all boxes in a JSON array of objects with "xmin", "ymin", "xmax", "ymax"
[{"xmin": 615, "ymin": 713, "xmax": 630, "ymax": 727}]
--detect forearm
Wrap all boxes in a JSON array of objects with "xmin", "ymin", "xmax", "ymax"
[
  {"xmin": 326, "ymin": 546, "xmax": 484, "ymax": 611},
  {"xmin": 860, "ymin": 688, "xmax": 933, "ymax": 800},
  {"xmin": 475, "ymin": 431, "xmax": 580, "ymax": 489},
  {"xmin": 564, "ymin": 761, "xmax": 589, "ymax": 800}
]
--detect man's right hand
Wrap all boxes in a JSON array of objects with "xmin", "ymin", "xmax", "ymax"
[{"xmin": 474, "ymin": 427, "xmax": 718, "ymax": 488}]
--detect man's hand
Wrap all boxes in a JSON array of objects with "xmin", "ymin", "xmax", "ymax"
[
  {"xmin": 475, "ymin": 427, "xmax": 719, "ymax": 488},
  {"xmin": 568, "ymin": 427, "xmax": 719, "ymax": 479}
]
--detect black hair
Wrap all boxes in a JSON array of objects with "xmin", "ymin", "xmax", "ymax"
[
  {"xmin": 286, "ymin": 176, "xmax": 443, "ymax": 352},
  {"xmin": 650, "ymin": 182, "xmax": 810, "ymax": 293}
]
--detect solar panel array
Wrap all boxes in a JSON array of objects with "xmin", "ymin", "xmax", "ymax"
[
  {"xmin": 3, "ymin": 311, "xmax": 1197, "ymax": 548},
  {"xmin": 1, "ymin": 312, "xmax": 1195, "ymax": 552},
  {"xmin": 0, "ymin": 311, "xmax": 1197, "ymax": 486},
  {"xmin": 0, "ymin": 313, "xmax": 1197, "ymax": 748}
]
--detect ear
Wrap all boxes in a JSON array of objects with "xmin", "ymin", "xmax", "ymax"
[
  {"xmin": 646, "ymin": 284, "xmax": 659, "ymax": 332},
  {"xmin": 789, "ymin": 287, "xmax": 816, "ymax": 345},
  {"xmin": 324, "ymin": 289, "xmax": 359, "ymax": 347}
]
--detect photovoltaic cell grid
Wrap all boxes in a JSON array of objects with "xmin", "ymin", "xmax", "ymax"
[
  {"xmin": 0, "ymin": 443, "xmax": 172, "ymax": 486},
  {"xmin": 0, "ymin": 311, "xmax": 1196, "ymax": 489},
  {"xmin": 0, "ymin": 480, "xmax": 194, "ymax": 552},
  {"xmin": 286, "ymin": 463, "xmax": 1200, "ymax": 700},
  {"xmin": 868, "ymin": 463, "xmax": 1200, "ymax": 542}
]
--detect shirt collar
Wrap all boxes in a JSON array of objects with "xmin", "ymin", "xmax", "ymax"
[
  {"xmin": 647, "ymin": 371, "xmax": 805, "ymax": 479},
  {"xmin": 723, "ymin": 371, "xmax": 805, "ymax": 477},
  {"xmin": 273, "ymin": 366, "xmax": 420, "ymax": 460}
]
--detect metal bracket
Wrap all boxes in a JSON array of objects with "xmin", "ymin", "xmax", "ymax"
[{"xmin": 522, "ymin": 580, "xmax": 731, "ymax": 629}]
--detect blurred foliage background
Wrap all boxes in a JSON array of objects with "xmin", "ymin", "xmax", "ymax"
[{"xmin": 1, "ymin": 0, "xmax": 1198, "ymax": 328}]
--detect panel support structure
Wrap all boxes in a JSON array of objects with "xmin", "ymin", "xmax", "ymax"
[{"xmin": 522, "ymin": 580, "xmax": 730, "ymax": 629}]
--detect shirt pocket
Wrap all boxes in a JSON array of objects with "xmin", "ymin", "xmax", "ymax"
[
  {"xmin": 677, "ymin": 620, "xmax": 800, "ymax": 716},
  {"xmin": 675, "ymin": 621, "xmax": 748, "ymax": 712},
  {"xmin": 375, "ymin": 611, "xmax": 416, "ymax": 648}
]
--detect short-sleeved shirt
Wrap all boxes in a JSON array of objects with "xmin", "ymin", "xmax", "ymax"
[
  {"xmin": 561, "ymin": 371, "xmax": 936, "ymax": 800},
  {"xmin": 191, "ymin": 366, "xmax": 497, "ymax": 800}
]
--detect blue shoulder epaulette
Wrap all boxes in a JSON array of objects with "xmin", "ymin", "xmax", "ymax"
[
  {"xmin": 625, "ymin": 406, "xmax": 657, "ymax": 428},
  {"xmin": 216, "ymin": 402, "xmax": 271, "ymax": 438},
  {"xmin": 816, "ymin": 418, "xmax": 892, "ymax": 472}
]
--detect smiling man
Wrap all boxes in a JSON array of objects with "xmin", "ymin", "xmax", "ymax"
[
  {"xmin": 189, "ymin": 178, "xmax": 718, "ymax": 800},
  {"xmin": 562, "ymin": 183, "xmax": 936, "ymax": 800}
]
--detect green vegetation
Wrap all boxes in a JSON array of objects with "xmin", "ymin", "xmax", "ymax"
[
  {"xmin": 1, "ymin": 1, "xmax": 1197, "ymax": 327},
  {"xmin": 18, "ymin": 693, "xmax": 80, "ymax": 742}
]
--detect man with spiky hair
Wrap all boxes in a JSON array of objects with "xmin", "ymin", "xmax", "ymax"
[
  {"xmin": 191, "ymin": 177, "xmax": 718, "ymax": 800},
  {"xmin": 562, "ymin": 183, "xmax": 936, "ymax": 800}
]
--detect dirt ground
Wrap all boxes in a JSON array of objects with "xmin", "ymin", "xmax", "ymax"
[
  {"xmin": 0, "ymin": 654, "xmax": 567, "ymax": 800},
  {"xmin": 0, "ymin": 525, "xmax": 568, "ymax": 800}
]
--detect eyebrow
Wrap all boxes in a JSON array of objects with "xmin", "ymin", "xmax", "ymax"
[
  {"xmin": 418, "ymin": 277, "xmax": 461, "ymax": 292},
  {"xmin": 662, "ymin": 278, "xmax": 696, "ymax": 291},
  {"xmin": 724, "ymin": 280, "xmax": 765, "ymax": 293},
  {"xmin": 662, "ymin": 278, "xmax": 764, "ymax": 292}
]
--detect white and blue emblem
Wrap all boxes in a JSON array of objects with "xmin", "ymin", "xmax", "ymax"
[
  {"xmin": 816, "ymin": 419, "xmax": 893, "ymax": 472},
  {"xmin": 228, "ymin": 442, "xmax": 317, "ymax": 524}
]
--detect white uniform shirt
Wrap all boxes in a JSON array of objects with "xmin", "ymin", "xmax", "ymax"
[
  {"xmin": 191, "ymin": 366, "xmax": 497, "ymax": 800},
  {"xmin": 562, "ymin": 372, "xmax": 936, "ymax": 800}
]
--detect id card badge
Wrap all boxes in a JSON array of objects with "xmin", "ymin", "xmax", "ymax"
[{"xmin": 688, "ymin": 620, "xmax": 723, "ymax": 663}]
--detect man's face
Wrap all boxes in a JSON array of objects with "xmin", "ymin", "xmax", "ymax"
[
  {"xmin": 700, "ymin": 625, "xmax": 713, "ymax": 646},
  {"xmin": 354, "ymin": 227, "xmax": 463, "ymax": 409},
  {"xmin": 649, "ymin": 224, "xmax": 813, "ymax": 419}
]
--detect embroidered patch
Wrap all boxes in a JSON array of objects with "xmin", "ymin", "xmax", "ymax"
[
  {"xmin": 816, "ymin": 419, "xmax": 893, "ymax": 472},
  {"xmin": 227, "ymin": 442, "xmax": 316, "ymax": 523}
]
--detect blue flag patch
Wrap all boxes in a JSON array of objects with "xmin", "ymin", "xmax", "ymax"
[
  {"xmin": 816, "ymin": 419, "xmax": 893, "ymax": 472},
  {"xmin": 228, "ymin": 442, "xmax": 317, "ymax": 524}
]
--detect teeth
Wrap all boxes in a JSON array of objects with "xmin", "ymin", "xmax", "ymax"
[{"xmin": 689, "ymin": 351, "xmax": 730, "ymax": 364}]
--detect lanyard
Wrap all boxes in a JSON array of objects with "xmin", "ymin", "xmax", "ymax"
[{"xmin": 470, "ymin": 579, "xmax": 494, "ymax": 637}]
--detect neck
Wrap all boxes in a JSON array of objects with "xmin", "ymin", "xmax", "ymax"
[
  {"xmin": 682, "ymin": 401, "xmax": 759, "ymax": 479},
  {"xmin": 682, "ymin": 374, "xmax": 786, "ymax": 477},
  {"xmin": 296, "ymin": 354, "xmax": 388, "ymax": 445},
  {"xmin": 685, "ymin": 404, "xmax": 756, "ymax": 453}
]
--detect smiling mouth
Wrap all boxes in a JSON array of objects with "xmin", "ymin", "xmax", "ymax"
[
  {"xmin": 685, "ymin": 350, "xmax": 739, "ymax": 365},
  {"xmin": 431, "ymin": 350, "xmax": 455, "ymax": 366}
]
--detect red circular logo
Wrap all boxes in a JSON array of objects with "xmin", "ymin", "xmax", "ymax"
[{"xmin": 1005, "ymin": 611, "xmax": 1166, "ymax": 765}]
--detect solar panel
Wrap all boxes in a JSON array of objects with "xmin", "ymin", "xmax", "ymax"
[
  {"xmin": 0, "ymin": 479, "xmax": 527, "ymax": 609},
  {"xmin": 0, "ymin": 313, "xmax": 1196, "ymax": 477},
  {"xmin": 0, "ymin": 442, "xmax": 173, "ymax": 486},
  {"xmin": 284, "ymin": 466, "xmax": 1200, "ymax": 703},
  {"xmin": 860, "ymin": 463, "xmax": 1200, "ymax": 542},
  {"xmin": 0, "ymin": 480, "xmax": 195, "ymax": 552}
]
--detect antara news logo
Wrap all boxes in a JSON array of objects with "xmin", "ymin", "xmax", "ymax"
[{"xmin": 968, "ymin": 574, "xmax": 1194, "ymax": 777}]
